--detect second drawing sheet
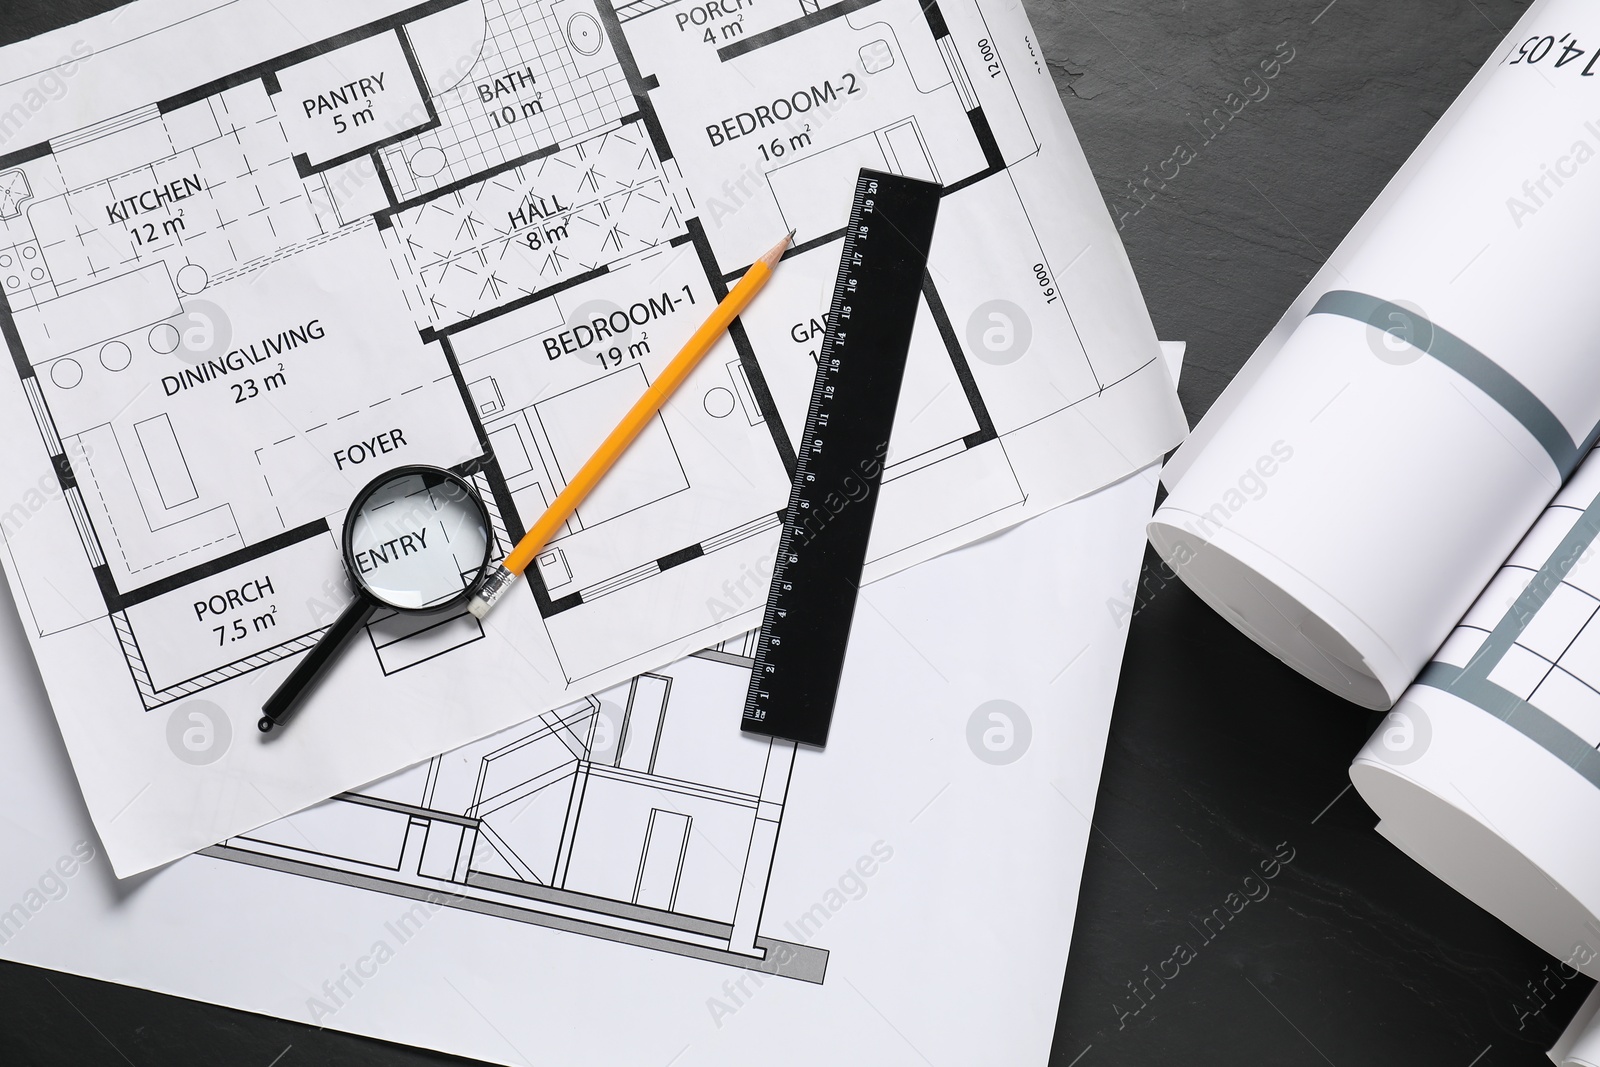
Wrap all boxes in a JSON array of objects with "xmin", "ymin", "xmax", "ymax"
[{"xmin": 0, "ymin": 0, "xmax": 1185, "ymax": 873}]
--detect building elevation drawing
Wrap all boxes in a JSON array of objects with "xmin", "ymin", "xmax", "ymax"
[
  {"xmin": 206, "ymin": 631, "xmax": 826, "ymax": 979},
  {"xmin": 0, "ymin": 0, "xmax": 1181, "ymax": 875}
]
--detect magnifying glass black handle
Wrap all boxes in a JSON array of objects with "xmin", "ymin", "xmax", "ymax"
[{"xmin": 259, "ymin": 597, "xmax": 376, "ymax": 733}]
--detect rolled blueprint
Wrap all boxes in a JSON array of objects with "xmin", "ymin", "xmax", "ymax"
[
  {"xmin": 1149, "ymin": 0, "xmax": 1600, "ymax": 709},
  {"xmin": 1353, "ymin": 446, "xmax": 1600, "ymax": 979}
]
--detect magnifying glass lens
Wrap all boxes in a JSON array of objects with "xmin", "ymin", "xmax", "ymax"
[
  {"xmin": 260, "ymin": 465, "xmax": 494, "ymax": 733},
  {"xmin": 347, "ymin": 470, "xmax": 491, "ymax": 610}
]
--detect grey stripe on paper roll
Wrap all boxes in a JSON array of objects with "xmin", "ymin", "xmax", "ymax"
[{"xmin": 1310, "ymin": 289, "xmax": 1582, "ymax": 477}]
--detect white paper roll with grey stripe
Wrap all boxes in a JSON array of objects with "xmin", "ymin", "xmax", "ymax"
[{"xmin": 1150, "ymin": 0, "xmax": 1600, "ymax": 709}]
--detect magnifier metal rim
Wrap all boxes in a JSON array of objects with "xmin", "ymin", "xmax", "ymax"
[{"xmin": 340, "ymin": 464, "xmax": 493, "ymax": 614}]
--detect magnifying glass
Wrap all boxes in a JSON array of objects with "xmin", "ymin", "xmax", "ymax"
[{"xmin": 259, "ymin": 465, "xmax": 494, "ymax": 733}]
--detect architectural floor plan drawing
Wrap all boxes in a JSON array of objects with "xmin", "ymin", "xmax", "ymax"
[
  {"xmin": 0, "ymin": 434, "xmax": 1169, "ymax": 1066},
  {"xmin": 0, "ymin": 0, "xmax": 1183, "ymax": 874},
  {"xmin": 205, "ymin": 631, "xmax": 827, "ymax": 980}
]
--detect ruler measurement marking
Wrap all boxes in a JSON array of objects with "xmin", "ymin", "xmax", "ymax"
[{"xmin": 741, "ymin": 170, "xmax": 942, "ymax": 745}]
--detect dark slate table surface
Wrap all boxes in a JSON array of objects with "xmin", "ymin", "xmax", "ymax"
[{"xmin": 3, "ymin": 1, "xmax": 1589, "ymax": 1064}]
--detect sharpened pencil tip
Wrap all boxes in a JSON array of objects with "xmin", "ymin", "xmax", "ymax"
[{"xmin": 759, "ymin": 231, "xmax": 793, "ymax": 269}]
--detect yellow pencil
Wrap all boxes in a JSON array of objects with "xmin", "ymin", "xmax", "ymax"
[{"xmin": 468, "ymin": 229, "xmax": 795, "ymax": 619}]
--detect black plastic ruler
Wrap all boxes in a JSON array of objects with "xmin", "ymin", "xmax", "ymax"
[{"xmin": 741, "ymin": 169, "xmax": 942, "ymax": 747}]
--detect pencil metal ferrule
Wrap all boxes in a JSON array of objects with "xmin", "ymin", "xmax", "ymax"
[{"xmin": 467, "ymin": 563, "xmax": 519, "ymax": 619}]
